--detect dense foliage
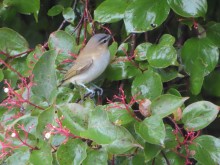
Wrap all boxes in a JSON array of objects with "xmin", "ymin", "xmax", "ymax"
[{"xmin": 1, "ymin": 0, "xmax": 220, "ymax": 164}]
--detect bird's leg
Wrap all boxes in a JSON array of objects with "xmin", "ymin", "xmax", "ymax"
[
  {"xmin": 90, "ymin": 84, "xmax": 103, "ymax": 96},
  {"xmin": 77, "ymin": 83, "xmax": 95, "ymax": 97}
]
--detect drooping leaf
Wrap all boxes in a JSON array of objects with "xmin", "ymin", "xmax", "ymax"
[
  {"xmin": 167, "ymin": 0, "xmax": 207, "ymax": 18},
  {"xmin": 57, "ymin": 139, "xmax": 87, "ymax": 165},
  {"xmin": 124, "ymin": 0, "xmax": 170, "ymax": 33},
  {"xmin": 181, "ymin": 37, "xmax": 219, "ymax": 95},
  {"xmin": 131, "ymin": 70, "xmax": 162, "ymax": 100},
  {"xmin": 0, "ymin": 28, "xmax": 29, "ymax": 56},
  {"xmin": 182, "ymin": 101, "xmax": 219, "ymax": 131},
  {"xmin": 32, "ymin": 50, "xmax": 57, "ymax": 104}
]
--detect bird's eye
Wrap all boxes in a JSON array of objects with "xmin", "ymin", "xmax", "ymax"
[{"xmin": 102, "ymin": 39, "xmax": 107, "ymax": 43}]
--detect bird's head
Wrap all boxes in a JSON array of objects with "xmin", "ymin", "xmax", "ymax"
[{"xmin": 85, "ymin": 33, "xmax": 111, "ymax": 50}]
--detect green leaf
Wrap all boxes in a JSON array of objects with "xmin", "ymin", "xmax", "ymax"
[
  {"xmin": 57, "ymin": 139, "xmax": 87, "ymax": 165},
  {"xmin": 203, "ymin": 70, "xmax": 220, "ymax": 97},
  {"xmin": 0, "ymin": 69, "xmax": 4, "ymax": 82},
  {"xmin": 57, "ymin": 103, "xmax": 89, "ymax": 136},
  {"xmin": 105, "ymin": 58, "xmax": 141, "ymax": 81},
  {"xmin": 63, "ymin": 7, "xmax": 75, "ymax": 23},
  {"xmin": 167, "ymin": 0, "xmax": 207, "ymax": 18},
  {"xmin": 182, "ymin": 101, "xmax": 219, "ymax": 131},
  {"xmin": 11, "ymin": 57, "xmax": 30, "ymax": 77},
  {"xmin": 32, "ymin": 50, "xmax": 57, "ymax": 104},
  {"xmin": 82, "ymin": 149, "xmax": 108, "ymax": 165},
  {"xmin": 131, "ymin": 70, "xmax": 162, "ymax": 100},
  {"xmin": 144, "ymin": 143, "xmax": 161, "ymax": 162},
  {"xmin": 30, "ymin": 142, "xmax": 53, "ymax": 165},
  {"xmin": 181, "ymin": 37, "xmax": 219, "ymax": 95},
  {"xmin": 206, "ymin": 22, "xmax": 220, "ymax": 47},
  {"xmin": 151, "ymin": 94, "xmax": 187, "ymax": 118},
  {"xmin": 48, "ymin": 30, "xmax": 78, "ymax": 54},
  {"xmin": 3, "ymin": 0, "xmax": 40, "ymax": 19},
  {"xmin": 47, "ymin": 5, "xmax": 64, "ymax": 16},
  {"xmin": 5, "ymin": 147, "xmax": 30, "ymax": 165},
  {"xmin": 0, "ymin": 27, "xmax": 29, "ymax": 56},
  {"xmin": 154, "ymin": 67, "xmax": 180, "ymax": 82},
  {"xmin": 124, "ymin": 0, "xmax": 170, "ymax": 33},
  {"xmin": 36, "ymin": 106, "xmax": 56, "ymax": 138},
  {"xmin": 26, "ymin": 45, "xmax": 44, "ymax": 69},
  {"xmin": 106, "ymin": 103, "xmax": 134, "ymax": 125},
  {"xmin": 139, "ymin": 116, "xmax": 166, "ymax": 145},
  {"xmin": 81, "ymin": 107, "xmax": 138, "ymax": 154},
  {"xmin": 135, "ymin": 43, "xmax": 152, "ymax": 61},
  {"xmin": 94, "ymin": 0, "xmax": 129, "ymax": 23},
  {"xmin": 135, "ymin": 35, "xmax": 177, "ymax": 68},
  {"xmin": 189, "ymin": 135, "xmax": 220, "ymax": 165},
  {"xmin": 147, "ymin": 34, "xmax": 177, "ymax": 68}
]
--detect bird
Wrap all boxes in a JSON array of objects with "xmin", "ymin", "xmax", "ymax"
[{"xmin": 59, "ymin": 33, "xmax": 111, "ymax": 95}]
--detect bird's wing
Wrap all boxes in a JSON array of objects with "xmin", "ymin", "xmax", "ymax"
[{"xmin": 63, "ymin": 58, "xmax": 93, "ymax": 81}]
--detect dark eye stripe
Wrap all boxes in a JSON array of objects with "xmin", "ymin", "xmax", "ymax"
[{"xmin": 98, "ymin": 36, "xmax": 108, "ymax": 43}]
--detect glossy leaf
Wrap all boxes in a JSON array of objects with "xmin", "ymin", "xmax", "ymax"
[
  {"xmin": 36, "ymin": 106, "xmax": 56, "ymax": 138},
  {"xmin": 182, "ymin": 101, "xmax": 219, "ymax": 131},
  {"xmin": 144, "ymin": 143, "xmax": 161, "ymax": 162},
  {"xmin": 82, "ymin": 149, "xmax": 108, "ymax": 165},
  {"xmin": 106, "ymin": 58, "xmax": 141, "ymax": 81},
  {"xmin": 203, "ymin": 70, "xmax": 220, "ymax": 97},
  {"xmin": 94, "ymin": 0, "xmax": 129, "ymax": 23},
  {"xmin": 150, "ymin": 94, "xmax": 187, "ymax": 118},
  {"xmin": 181, "ymin": 37, "xmax": 219, "ymax": 95},
  {"xmin": 30, "ymin": 142, "xmax": 53, "ymax": 165},
  {"xmin": 81, "ymin": 107, "xmax": 138, "ymax": 154},
  {"xmin": 0, "ymin": 28, "xmax": 29, "ymax": 56},
  {"xmin": 106, "ymin": 103, "xmax": 134, "ymax": 125},
  {"xmin": 124, "ymin": 0, "xmax": 170, "ymax": 33},
  {"xmin": 57, "ymin": 103, "xmax": 89, "ymax": 136},
  {"xmin": 32, "ymin": 50, "xmax": 57, "ymax": 104},
  {"xmin": 3, "ymin": 0, "xmax": 40, "ymax": 16},
  {"xmin": 135, "ymin": 43, "xmax": 152, "ymax": 61},
  {"xmin": 48, "ymin": 30, "xmax": 78, "ymax": 54},
  {"xmin": 63, "ymin": 7, "xmax": 75, "ymax": 23},
  {"xmin": 5, "ymin": 147, "xmax": 30, "ymax": 165},
  {"xmin": 0, "ymin": 69, "xmax": 4, "ymax": 82},
  {"xmin": 167, "ymin": 0, "xmax": 207, "ymax": 18},
  {"xmin": 57, "ymin": 139, "xmax": 87, "ymax": 165},
  {"xmin": 147, "ymin": 34, "xmax": 177, "ymax": 68},
  {"xmin": 138, "ymin": 116, "xmax": 165, "ymax": 145},
  {"xmin": 206, "ymin": 22, "xmax": 220, "ymax": 47},
  {"xmin": 47, "ymin": 5, "xmax": 64, "ymax": 16},
  {"xmin": 131, "ymin": 70, "xmax": 162, "ymax": 100},
  {"xmin": 189, "ymin": 135, "xmax": 220, "ymax": 165}
]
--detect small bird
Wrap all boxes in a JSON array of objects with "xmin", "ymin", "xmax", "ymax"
[{"xmin": 59, "ymin": 33, "xmax": 111, "ymax": 94}]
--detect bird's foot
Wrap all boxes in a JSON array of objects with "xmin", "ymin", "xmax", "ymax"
[{"xmin": 90, "ymin": 84, "xmax": 103, "ymax": 96}]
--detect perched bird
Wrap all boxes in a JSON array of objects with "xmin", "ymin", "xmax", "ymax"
[{"xmin": 59, "ymin": 33, "xmax": 111, "ymax": 94}]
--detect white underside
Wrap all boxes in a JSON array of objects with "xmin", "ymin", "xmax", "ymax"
[{"xmin": 67, "ymin": 51, "xmax": 110, "ymax": 84}]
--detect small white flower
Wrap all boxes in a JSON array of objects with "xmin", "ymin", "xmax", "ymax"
[
  {"xmin": 45, "ymin": 132, "xmax": 51, "ymax": 139},
  {"xmin": 11, "ymin": 133, "xmax": 16, "ymax": 137},
  {"xmin": 4, "ymin": 88, "xmax": 9, "ymax": 93}
]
